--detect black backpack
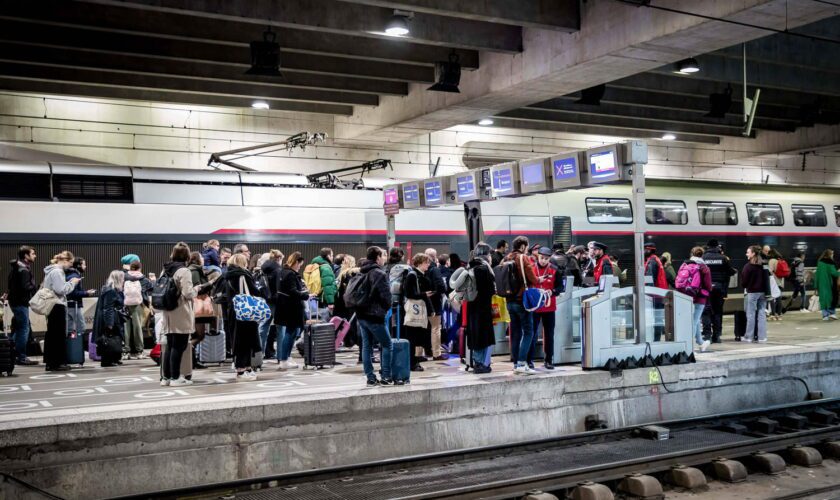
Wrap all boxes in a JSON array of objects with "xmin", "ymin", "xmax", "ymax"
[
  {"xmin": 494, "ymin": 258, "xmax": 523, "ymax": 300},
  {"xmin": 344, "ymin": 273, "xmax": 371, "ymax": 310},
  {"xmin": 253, "ymin": 270, "xmax": 271, "ymax": 300},
  {"xmin": 151, "ymin": 271, "xmax": 179, "ymax": 311}
]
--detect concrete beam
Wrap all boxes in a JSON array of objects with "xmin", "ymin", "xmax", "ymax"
[
  {"xmin": 79, "ymin": 0, "xmax": 523, "ymax": 53},
  {"xmin": 340, "ymin": 0, "xmax": 579, "ymax": 31},
  {"xmin": 334, "ymin": 0, "xmax": 837, "ymax": 142},
  {"xmin": 0, "ymin": 79, "xmax": 354, "ymax": 115},
  {"xmin": 1, "ymin": 2, "xmax": 480, "ymax": 69},
  {"xmin": 489, "ymin": 117, "xmax": 721, "ymax": 145}
]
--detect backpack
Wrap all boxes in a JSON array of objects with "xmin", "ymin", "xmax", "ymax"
[
  {"xmin": 303, "ymin": 263, "xmax": 323, "ymax": 297},
  {"xmin": 253, "ymin": 270, "xmax": 271, "ymax": 300},
  {"xmin": 123, "ymin": 279, "xmax": 143, "ymax": 306},
  {"xmin": 449, "ymin": 267, "xmax": 478, "ymax": 301},
  {"xmin": 151, "ymin": 271, "xmax": 180, "ymax": 311},
  {"xmin": 343, "ymin": 273, "xmax": 371, "ymax": 310},
  {"xmin": 388, "ymin": 263, "xmax": 410, "ymax": 296},
  {"xmin": 675, "ymin": 262, "xmax": 705, "ymax": 297},
  {"xmin": 494, "ymin": 259, "xmax": 523, "ymax": 300},
  {"xmin": 774, "ymin": 259, "xmax": 791, "ymax": 278}
]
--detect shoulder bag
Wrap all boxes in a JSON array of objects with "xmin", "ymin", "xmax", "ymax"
[{"xmin": 232, "ymin": 276, "xmax": 271, "ymax": 323}]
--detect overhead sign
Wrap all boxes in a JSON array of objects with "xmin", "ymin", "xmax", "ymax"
[
  {"xmin": 490, "ymin": 162, "xmax": 520, "ymax": 198},
  {"xmin": 518, "ymin": 157, "xmax": 550, "ymax": 194},
  {"xmin": 550, "ymin": 152, "xmax": 582, "ymax": 189},
  {"xmin": 424, "ymin": 179, "xmax": 442, "ymax": 205},
  {"xmin": 401, "ymin": 181, "xmax": 423, "ymax": 209},
  {"xmin": 583, "ymin": 144, "xmax": 626, "ymax": 185},
  {"xmin": 455, "ymin": 172, "xmax": 478, "ymax": 202},
  {"xmin": 383, "ymin": 184, "xmax": 401, "ymax": 215}
]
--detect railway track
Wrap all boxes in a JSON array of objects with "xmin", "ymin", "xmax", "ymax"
[{"xmin": 101, "ymin": 397, "xmax": 840, "ymax": 500}]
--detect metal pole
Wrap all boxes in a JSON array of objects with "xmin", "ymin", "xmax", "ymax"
[
  {"xmin": 386, "ymin": 214, "xmax": 396, "ymax": 249},
  {"xmin": 631, "ymin": 158, "xmax": 647, "ymax": 344}
]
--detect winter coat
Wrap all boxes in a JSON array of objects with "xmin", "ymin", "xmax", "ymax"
[
  {"xmin": 439, "ymin": 265, "xmax": 454, "ymax": 294},
  {"xmin": 645, "ymin": 254, "xmax": 668, "ymax": 290},
  {"xmin": 310, "ymin": 255, "xmax": 337, "ymax": 305},
  {"xmin": 702, "ymin": 247, "xmax": 736, "ymax": 290},
  {"xmin": 425, "ymin": 263, "xmax": 446, "ymax": 315},
  {"xmin": 768, "ymin": 258, "xmax": 784, "ymax": 289},
  {"xmin": 334, "ymin": 267, "xmax": 360, "ymax": 319},
  {"xmin": 402, "ymin": 267, "xmax": 432, "ymax": 351},
  {"xmin": 815, "ymin": 258, "xmax": 840, "ymax": 310},
  {"xmin": 356, "ymin": 260, "xmax": 391, "ymax": 323},
  {"xmin": 533, "ymin": 262, "xmax": 560, "ymax": 313},
  {"xmin": 793, "ymin": 257, "xmax": 806, "ymax": 285},
  {"xmin": 505, "ymin": 251, "xmax": 539, "ymax": 303},
  {"xmin": 220, "ymin": 265, "xmax": 262, "ymax": 355},
  {"xmin": 684, "ymin": 256, "xmax": 713, "ymax": 305},
  {"xmin": 664, "ymin": 262, "xmax": 677, "ymax": 288},
  {"xmin": 7, "ymin": 259, "xmax": 36, "ymax": 307},
  {"xmin": 65, "ymin": 267, "xmax": 88, "ymax": 309},
  {"xmin": 43, "ymin": 264, "xmax": 75, "ymax": 306},
  {"xmin": 160, "ymin": 261, "xmax": 196, "ymax": 334},
  {"xmin": 466, "ymin": 258, "xmax": 496, "ymax": 351},
  {"xmin": 92, "ymin": 285, "xmax": 125, "ymax": 345},
  {"xmin": 566, "ymin": 256, "xmax": 582, "ymax": 287},
  {"xmin": 202, "ymin": 247, "xmax": 220, "ymax": 268},
  {"xmin": 741, "ymin": 262, "xmax": 767, "ymax": 294},
  {"xmin": 275, "ymin": 267, "xmax": 308, "ymax": 330},
  {"xmin": 593, "ymin": 255, "xmax": 613, "ymax": 283},
  {"xmin": 260, "ymin": 259, "xmax": 282, "ymax": 300}
]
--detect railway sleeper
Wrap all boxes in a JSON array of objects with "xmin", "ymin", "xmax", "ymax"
[
  {"xmin": 786, "ymin": 445, "xmax": 823, "ymax": 467},
  {"xmin": 749, "ymin": 451, "xmax": 787, "ymax": 474},
  {"xmin": 570, "ymin": 481, "xmax": 614, "ymax": 500},
  {"xmin": 712, "ymin": 458, "xmax": 748, "ymax": 483},
  {"xmin": 668, "ymin": 465, "xmax": 707, "ymax": 490},
  {"xmin": 617, "ymin": 473, "xmax": 664, "ymax": 499}
]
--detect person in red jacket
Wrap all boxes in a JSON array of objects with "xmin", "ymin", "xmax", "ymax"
[
  {"xmin": 530, "ymin": 247, "xmax": 563, "ymax": 369},
  {"xmin": 590, "ymin": 241, "xmax": 613, "ymax": 284},
  {"xmin": 644, "ymin": 243, "xmax": 668, "ymax": 341}
]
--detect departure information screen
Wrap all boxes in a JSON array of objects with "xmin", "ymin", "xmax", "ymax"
[
  {"xmin": 492, "ymin": 168, "xmax": 513, "ymax": 192},
  {"xmin": 383, "ymin": 188, "xmax": 398, "ymax": 205},
  {"xmin": 520, "ymin": 161, "xmax": 544, "ymax": 185},
  {"xmin": 553, "ymin": 156, "xmax": 578, "ymax": 180},
  {"xmin": 403, "ymin": 184, "xmax": 419, "ymax": 202},
  {"xmin": 424, "ymin": 180, "xmax": 442, "ymax": 203},
  {"xmin": 457, "ymin": 175, "xmax": 475, "ymax": 198},
  {"xmin": 590, "ymin": 150, "xmax": 617, "ymax": 179}
]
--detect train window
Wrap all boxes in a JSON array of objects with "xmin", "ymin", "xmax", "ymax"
[
  {"xmin": 0, "ymin": 172, "xmax": 51, "ymax": 200},
  {"xmin": 835, "ymin": 206, "xmax": 840, "ymax": 227},
  {"xmin": 52, "ymin": 174, "xmax": 134, "ymax": 203},
  {"xmin": 585, "ymin": 197, "xmax": 633, "ymax": 224},
  {"xmin": 791, "ymin": 204, "xmax": 827, "ymax": 227},
  {"xmin": 746, "ymin": 202, "xmax": 784, "ymax": 226},
  {"xmin": 697, "ymin": 201, "xmax": 738, "ymax": 225},
  {"xmin": 646, "ymin": 200, "xmax": 687, "ymax": 225}
]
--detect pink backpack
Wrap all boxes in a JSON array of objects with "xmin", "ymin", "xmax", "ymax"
[{"xmin": 675, "ymin": 262, "xmax": 707, "ymax": 297}]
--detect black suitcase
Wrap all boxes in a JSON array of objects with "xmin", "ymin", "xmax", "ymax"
[
  {"xmin": 303, "ymin": 322, "xmax": 336, "ymax": 369},
  {"xmin": 733, "ymin": 310, "xmax": 747, "ymax": 340},
  {"xmin": 0, "ymin": 335, "xmax": 15, "ymax": 376}
]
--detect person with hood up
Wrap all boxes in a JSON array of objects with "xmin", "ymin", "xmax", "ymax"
[
  {"xmin": 465, "ymin": 243, "xmax": 496, "ymax": 374},
  {"xmin": 92, "ymin": 270, "xmax": 127, "ymax": 367},
  {"xmin": 160, "ymin": 242, "xmax": 198, "ymax": 386},
  {"xmin": 43, "ymin": 251, "xmax": 80, "ymax": 371}
]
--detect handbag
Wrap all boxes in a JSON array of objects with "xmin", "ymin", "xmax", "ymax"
[
  {"xmin": 769, "ymin": 276, "xmax": 781, "ymax": 299},
  {"xmin": 808, "ymin": 294, "xmax": 821, "ymax": 313},
  {"xmin": 403, "ymin": 298, "xmax": 429, "ymax": 328},
  {"xmin": 193, "ymin": 295, "xmax": 215, "ymax": 318},
  {"xmin": 98, "ymin": 332, "xmax": 124, "ymax": 356},
  {"xmin": 232, "ymin": 276, "xmax": 271, "ymax": 323},
  {"xmin": 29, "ymin": 285, "xmax": 60, "ymax": 316}
]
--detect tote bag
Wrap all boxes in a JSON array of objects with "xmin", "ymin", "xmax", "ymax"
[
  {"xmin": 232, "ymin": 276, "xmax": 271, "ymax": 323},
  {"xmin": 403, "ymin": 298, "xmax": 429, "ymax": 329},
  {"xmin": 808, "ymin": 294, "xmax": 821, "ymax": 313},
  {"xmin": 29, "ymin": 285, "xmax": 59, "ymax": 316},
  {"xmin": 193, "ymin": 296, "xmax": 215, "ymax": 318}
]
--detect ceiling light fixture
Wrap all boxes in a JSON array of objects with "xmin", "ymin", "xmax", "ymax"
[
  {"xmin": 252, "ymin": 101, "xmax": 270, "ymax": 110},
  {"xmin": 661, "ymin": 133, "xmax": 676, "ymax": 141},
  {"xmin": 385, "ymin": 10, "xmax": 413, "ymax": 36},
  {"xmin": 245, "ymin": 27, "xmax": 282, "ymax": 76},
  {"xmin": 675, "ymin": 58, "xmax": 700, "ymax": 74},
  {"xmin": 428, "ymin": 51, "xmax": 461, "ymax": 93},
  {"xmin": 478, "ymin": 118, "xmax": 494, "ymax": 126}
]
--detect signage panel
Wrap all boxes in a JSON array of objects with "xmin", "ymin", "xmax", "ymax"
[
  {"xmin": 518, "ymin": 157, "xmax": 550, "ymax": 194},
  {"xmin": 549, "ymin": 152, "xmax": 582, "ymax": 189},
  {"xmin": 490, "ymin": 162, "xmax": 521, "ymax": 197},
  {"xmin": 401, "ymin": 182, "xmax": 423, "ymax": 209},
  {"xmin": 583, "ymin": 144, "xmax": 626, "ymax": 185},
  {"xmin": 455, "ymin": 171, "xmax": 478, "ymax": 202},
  {"xmin": 424, "ymin": 179, "xmax": 442, "ymax": 204}
]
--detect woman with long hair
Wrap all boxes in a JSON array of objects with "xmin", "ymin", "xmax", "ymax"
[
  {"xmin": 160, "ymin": 242, "xmax": 198, "ymax": 386},
  {"xmin": 188, "ymin": 251, "xmax": 213, "ymax": 368},
  {"xmin": 766, "ymin": 248, "xmax": 785, "ymax": 321},
  {"xmin": 740, "ymin": 245, "xmax": 768, "ymax": 342},
  {"xmin": 221, "ymin": 253, "xmax": 262, "ymax": 380},
  {"xmin": 42, "ymin": 251, "xmax": 80, "ymax": 371},
  {"xmin": 93, "ymin": 270, "xmax": 127, "ymax": 367},
  {"xmin": 275, "ymin": 252, "xmax": 309, "ymax": 370},
  {"xmin": 815, "ymin": 249, "xmax": 840, "ymax": 321},
  {"xmin": 65, "ymin": 257, "xmax": 96, "ymax": 345}
]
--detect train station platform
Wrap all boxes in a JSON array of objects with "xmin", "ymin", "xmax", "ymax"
[{"xmin": 1, "ymin": 311, "xmax": 839, "ymax": 499}]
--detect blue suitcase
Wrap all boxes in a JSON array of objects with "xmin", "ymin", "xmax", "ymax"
[
  {"xmin": 388, "ymin": 306, "xmax": 411, "ymax": 383},
  {"xmin": 66, "ymin": 330, "xmax": 85, "ymax": 366}
]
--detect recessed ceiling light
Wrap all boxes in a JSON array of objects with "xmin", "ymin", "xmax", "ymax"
[
  {"xmin": 478, "ymin": 118, "xmax": 494, "ymax": 126},
  {"xmin": 385, "ymin": 12, "xmax": 411, "ymax": 36},
  {"xmin": 675, "ymin": 58, "xmax": 700, "ymax": 74},
  {"xmin": 661, "ymin": 133, "xmax": 676, "ymax": 140},
  {"xmin": 252, "ymin": 101, "xmax": 269, "ymax": 110}
]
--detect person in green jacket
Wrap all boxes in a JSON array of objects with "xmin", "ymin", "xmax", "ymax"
[
  {"xmin": 814, "ymin": 249, "xmax": 839, "ymax": 320},
  {"xmin": 308, "ymin": 248, "xmax": 337, "ymax": 319}
]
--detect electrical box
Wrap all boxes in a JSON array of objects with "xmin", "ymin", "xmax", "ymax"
[
  {"xmin": 518, "ymin": 157, "xmax": 551, "ymax": 194},
  {"xmin": 490, "ymin": 161, "xmax": 521, "ymax": 198},
  {"xmin": 549, "ymin": 152, "xmax": 583, "ymax": 190}
]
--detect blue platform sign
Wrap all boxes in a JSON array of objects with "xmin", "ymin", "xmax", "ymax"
[
  {"xmin": 403, "ymin": 184, "xmax": 419, "ymax": 202},
  {"xmin": 457, "ymin": 175, "xmax": 475, "ymax": 198},
  {"xmin": 424, "ymin": 180, "xmax": 442, "ymax": 203},
  {"xmin": 492, "ymin": 168, "xmax": 512, "ymax": 191},
  {"xmin": 553, "ymin": 156, "xmax": 577, "ymax": 180}
]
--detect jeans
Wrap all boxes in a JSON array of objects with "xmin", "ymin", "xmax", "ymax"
[
  {"xmin": 532, "ymin": 311, "xmax": 556, "ymax": 364},
  {"xmin": 430, "ymin": 314, "xmax": 442, "ymax": 357},
  {"xmin": 472, "ymin": 346, "xmax": 492, "ymax": 367},
  {"xmin": 258, "ymin": 315, "xmax": 273, "ymax": 352},
  {"xmin": 693, "ymin": 303, "xmax": 705, "ymax": 345},
  {"xmin": 789, "ymin": 282, "xmax": 806, "ymax": 310},
  {"xmin": 822, "ymin": 308, "xmax": 837, "ymax": 319},
  {"xmin": 745, "ymin": 292, "xmax": 767, "ymax": 341},
  {"xmin": 66, "ymin": 303, "xmax": 85, "ymax": 336},
  {"xmin": 701, "ymin": 288, "xmax": 725, "ymax": 340},
  {"xmin": 11, "ymin": 306, "xmax": 30, "ymax": 361},
  {"xmin": 359, "ymin": 319, "xmax": 392, "ymax": 381},
  {"xmin": 163, "ymin": 333, "xmax": 189, "ymax": 380},
  {"xmin": 277, "ymin": 326, "xmax": 301, "ymax": 361},
  {"xmin": 508, "ymin": 302, "xmax": 534, "ymax": 367}
]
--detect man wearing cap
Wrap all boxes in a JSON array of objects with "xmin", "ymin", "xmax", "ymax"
[
  {"xmin": 590, "ymin": 242, "xmax": 613, "ymax": 284},
  {"xmin": 645, "ymin": 243, "xmax": 668, "ymax": 341},
  {"xmin": 702, "ymin": 239, "xmax": 736, "ymax": 343},
  {"xmin": 531, "ymin": 247, "xmax": 563, "ymax": 369}
]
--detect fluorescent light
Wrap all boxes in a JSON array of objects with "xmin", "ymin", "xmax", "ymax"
[
  {"xmin": 251, "ymin": 101, "xmax": 269, "ymax": 110},
  {"xmin": 385, "ymin": 13, "xmax": 410, "ymax": 36},
  {"xmin": 661, "ymin": 133, "xmax": 676, "ymax": 141},
  {"xmin": 478, "ymin": 118, "xmax": 494, "ymax": 126},
  {"xmin": 675, "ymin": 58, "xmax": 700, "ymax": 74}
]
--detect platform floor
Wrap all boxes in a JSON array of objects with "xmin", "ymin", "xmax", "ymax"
[{"xmin": 1, "ymin": 310, "xmax": 837, "ymax": 426}]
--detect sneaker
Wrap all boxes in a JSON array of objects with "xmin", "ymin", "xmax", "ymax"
[
  {"xmin": 757, "ymin": 339, "xmax": 768, "ymax": 343},
  {"xmin": 830, "ymin": 315, "xmax": 839, "ymax": 321},
  {"xmin": 525, "ymin": 366, "xmax": 537, "ymax": 374},
  {"xmin": 527, "ymin": 362, "xmax": 535, "ymax": 370},
  {"xmin": 800, "ymin": 308, "xmax": 808, "ymax": 313},
  {"xmin": 433, "ymin": 354, "xmax": 450, "ymax": 361},
  {"xmin": 394, "ymin": 379, "xmax": 406, "ymax": 386},
  {"xmin": 543, "ymin": 362, "xmax": 555, "ymax": 370},
  {"xmin": 741, "ymin": 338, "xmax": 754, "ymax": 343},
  {"xmin": 366, "ymin": 378, "xmax": 379, "ymax": 387},
  {"xmin": 823, "ymin": 317, "xmax": 831, "ymax": 321},
  {"xmin": 411, "ymin": 365, "xmax": 425, "ymax": 372},
  {"xmin": 15, "ymin": 358, "xmax": 38, "ymax": 366},
  {"xmin": 379, "ymin": 378, "xmax": 394, "ymax": 386},
  {"xmin": 473, "ymin": 364, "xmax": 492, "ymax": 374},
  {"xmin": 128, "ymin": 355, "xmax": 139, "ymax": 360},
  {"xmin": 160, "ymin": 379, "xmax": 170, "ymax": 386},
  {"xmin": 286, "ymin": 360, "xmax": 299, "ymax": 369},
  {"xmin": 700, "ymin": 340, "xmax": 710, "ymax": 352},
  {"xmin": 513, "ymin": 365, "xmax": 528, "ymax": 375},
  {"xmin": 276, "ymin": 360, "xmax": 289, "ymax": 370},
  {"xmin": 170, "ymin": 376, "xmax": 192, "ymax": 386}
]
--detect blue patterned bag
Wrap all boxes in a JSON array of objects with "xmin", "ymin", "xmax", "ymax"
[{"xmin": 232, "ymin": 276, "xmax": 271, "ymax": 323}]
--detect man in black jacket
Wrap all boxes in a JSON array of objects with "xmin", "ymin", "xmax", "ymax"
[
  {"xmin": 6, "ymin": 246, "xmax": 38, "ymax": 365},
  {"xmin": 356, "ymin": 246, "xmax": 394, "ymax": 387},
  {"xmin": 424, "ymin": 248, "xmax": 448, "ymax": 360},
  {"xmin": 702, "ymin": 239, "xmax": 736, "ymax": 343}
]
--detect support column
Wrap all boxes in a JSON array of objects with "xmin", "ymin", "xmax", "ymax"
[
  {"xmin": 386, "ymin": 214, "xmax": 396, "ymax": 249},
  {"xmin": 629, "ymin": 143, "xmax": 648, "ymax": 344}
]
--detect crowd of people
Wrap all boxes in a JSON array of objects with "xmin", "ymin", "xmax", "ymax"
[{"xmin": 2, "ymin": 237, "xmax": 839, "ymax": 386}]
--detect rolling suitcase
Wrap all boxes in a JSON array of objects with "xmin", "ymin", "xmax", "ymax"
[
  {"xmin": 733, "ymin": 310, "xmax": 746, "ymax": 340},
  {"xmin": 303, "ymin": 322, "xmax": 336, "ymax": 369},
  {"xmin": 66, "ymin": 330, "xmax": 85, "ymax": 367},
  {"xmin": 252, "ymin": 350, "xmax": 264, "ymax": 371},
  {"xmin": 331, "ymin": 314, "xmax": 354, "ymax": 350},
  {"xmin": 0, "ymin": 335, "xmax": 15, "ymax": 376},
  {"xmin": 88, "ymin": 332, "xmax": 101, "ymax": 362},
  {"xmin": 199, "ymin": 328, "xmax": 226, "ymax": 365},
  {"xmin": 150, "ymin": 343, "xmax": 161, "ymax": 365},
  {"xmin": 388, "ymin": 307, "xmax": 411, "ymax": 383}
]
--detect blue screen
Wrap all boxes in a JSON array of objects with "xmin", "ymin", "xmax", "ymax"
[
  {"xmin": 553, "ymin": 156, "xmax": 577, "ymax": 180},
  {"xmin": 492, "ymin": 168, "xmax": 513, "ymax": 192},
  {"xmin": 457, "ymin": 175, "xmax": 475, "ymax": 198},
  {"xmin": 424, "ymin": 180, "xmax": 442, "ymax": 202},
  {"xmin": 403, "ymin": 184, "xmax": 419, "ymax": 202},
  {"xmin": 521, "ymin": 162, "xmax": 544, "ymax": 185}
]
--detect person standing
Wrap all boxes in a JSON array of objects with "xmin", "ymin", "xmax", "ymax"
[
  {"xmin": 202, "ymin": 239, "xmax": 221, "ymax": 269},
  {"xmin": 6, "ymin": 246, "xmax": 38, "ymax": 365},
  {"xmin": 566, "ymin": 245, "xmax": 586, "ymax": 287},
  {"xmin": 677, "ymin": 247, "xmax": 712, "ymax": 352},
  {"xmin": 766, "ymin": 249, "xmax": 786, "ymax": 321},
  {"xmin": 424, "ymin": 248, "xmax": 447, "ymax": 360},
  {"xmin": 160, "ymin": 243, "xmax": 198, "ymax": 386},
  {"xmin": 815, "ymin": 249, "xmax": 840, "ymax": 321},
  {"xmin": 220, "ymin": 253, "xmax": 261, "ymax": 381},
  {"xmin": 92, "ymin": 270, "xmax": 127, "ymax": 367},
  {"xmin": 305, "ymin": 248, "xmax": 337, "ymax": 320},
  {"xmin": 741, "ymin": 245, "xmax": 769, "ymax": 342},
  {"xmin": 532, "ymin": 247, "xmax": 561, "ymax": 369},
  {"xmin": 491, "ymin": 240, "xmax": 508, "ymax": 268},
  {"xmin": 506, "ymin": 236, "xmax": 539, "ymax": 375},
  {"xmin": 124, "ymin": 260, "xmax": 153, "ymax": 359},
  {"xmin": 465, "ymin": 243, "xmax": 496, "ymax": 374},
  {"xmin": 702, "ymin": 240, "xmax": 736, "ymax": 343},
  {"xmin": 644, "ymin": 243, "xmax": 668, "ymax": 341},
  {"xmin": 275, "ymin": 252, "xmax": 309, "ymax": 370},
  {"xmin": 661, "ymin": 252, "xmax": 677, "ymax": 289},
  {"xmin": 42, "ymin": 251, "xmax": 80, "ymax": 371},
  {"xmin": 355, "ymin": 247, "xmax": 394, "ymax": 387},
  {"xmin": 589, "ymin": 242, "xmax": 613, "ymax": 284},
  {"xmin": 549, "ymin": 243, "xmax": 568, "ymax": 283},
  {"xmin": 788, "ymin": 251, "xmax": 807, "ymax": 312},
  {"xmin": 402, "ymin": 254, "xmax": 434, "ymax": 371},
  {"xmin": 188, "ymin": 252, "xmax": 213, "ymax": 368},
  {"xmin": 65, "ymin": 257, "xmax": 97, "ymax": 353}
]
